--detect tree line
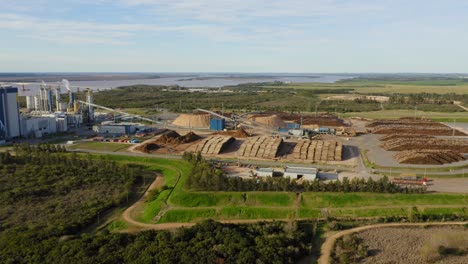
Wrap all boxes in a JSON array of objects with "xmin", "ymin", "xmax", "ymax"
[{"xmin": 183, "ymin": 152, "xmax": 426, "ymax": 193}]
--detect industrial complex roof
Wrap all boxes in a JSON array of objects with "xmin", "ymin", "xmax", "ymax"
[{"xmin": 285, "ymin": 167, "xmax": 317, "ymax": 174}]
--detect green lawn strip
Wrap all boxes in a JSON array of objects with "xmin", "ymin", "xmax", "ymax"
[
  {"xmin": 158, "ymin": 209, "xmax": 217, "ymax": 223},
  {"xmin": 329, "ymin": 206, "xmax": 467, "ymax": 218},
  {"xmin": 219, "ymin": 207, "xmax": 295, "ymax": 219},
  {"xmin": 69, "ymin": 142, "xmax": 132, "ymax": 152},
  {"xmin": 169, "ymin": 191, "xmax": 295, "ymax": 207},
  {"xmin": 159, "ymin": 207, "xmax": 295, "ymax": 223},
  {"xmin": 301, "ymin": 193, "xmax": 467, "ymax": 208}
]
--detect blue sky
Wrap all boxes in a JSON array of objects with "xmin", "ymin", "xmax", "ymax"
[{"xmin": 1, "ymin": 0, "xmax": 467, "ymax": 73}]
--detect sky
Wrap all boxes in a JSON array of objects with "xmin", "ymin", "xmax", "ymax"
[{"xmin": 1, "ymin": 0, "xmax": 468, "ymax": 73}]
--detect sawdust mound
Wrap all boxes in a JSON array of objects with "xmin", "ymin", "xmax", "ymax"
[
  {"xmin": 395, "ymin": 150, "xmax": 466, "ymax": 165},
  {"xmin": 172, "ymin": 113, "xmax": 210, "ymax": 128},
  {"xmin": 216, "ymin": 128, "xmax": 250, "ymax": 138},
  {"xmin": 249, "ymin": 114, "xmax": 286, "ymax": 128},
  {"xmin": 155, "ymin": 131, "xmax": 201, "ymax": 145}
]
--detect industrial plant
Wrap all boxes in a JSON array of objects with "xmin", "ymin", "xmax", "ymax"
[{"xmin": 0, "ymin": 80, "xmax": 96, "ymax": 140}]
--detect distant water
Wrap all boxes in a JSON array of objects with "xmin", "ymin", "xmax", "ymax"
[{"xmin": 17, "ymin": 75, "xmax": 352, "ymax": 96}]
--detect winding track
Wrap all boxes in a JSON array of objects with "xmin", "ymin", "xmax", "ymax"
[{"xmin": 317, "ymin": 221, "xmax": 468, "ymax": 264}]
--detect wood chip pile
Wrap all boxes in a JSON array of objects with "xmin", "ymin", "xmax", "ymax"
[
  {"xmin": 292, "ymin": 140, "xmax": 342, "ymax": 161},
  {"xmin": 247, "ymin": 114, "xmax": 286, "ymax": 128},
  {"xmin": 395, "ymin": 150, "xmax": 466, "ymax": 165},
  {"xmin": 237, "ymin": 136, "xmax": 283, "ymax": 158},
  {"xmin": 193, "ymin": 135, "xmax": 235, "ymax": 155},
  {"xmin": 172, "ymin": 113, "xmax": 210, "ymax": 128},
  {"xmin": 381, "ymin": 138, "xmax": 468, "ymax": 152},
  {"xmin": 155, "ymin": 131, "xmax": 201, "ymax": 145},
  {"xmin": 134, "ymin": 142, "xmax": 159, "ymax": 153}
]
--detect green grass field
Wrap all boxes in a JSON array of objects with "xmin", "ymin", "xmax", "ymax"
[
  {"xmin": 266, "ymin": 81, "xmax": 468, "ymax": 95},
  {"xmin": 99, "ymin": 154, "xmax": 467, "ymax": 224},
  {"xmin": 342, "ymin": 109, "xmax": 468, "ymax": 122},
  {"xmin": 68, "ymin": 142, "xmax": 132, "ymax": 152}
]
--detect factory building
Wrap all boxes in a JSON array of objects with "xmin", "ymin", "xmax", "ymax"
[
  {"xmin": 256, "ymin": 168, "xmax": 274, "ymax": 177},
  {"xmin": 0, "ymin": 87, "xmax": 21, "ymax": 142},
  {"xmin": 284, "ymin": 167, "xmax": 317, "ymax": 181},
  {"xmin": 93, "ymin": 121, "xmax": 146, "ymax": 135},
  {"xmin": 20, "ymin": 116, "xmax": 57, "ymax": 138}
]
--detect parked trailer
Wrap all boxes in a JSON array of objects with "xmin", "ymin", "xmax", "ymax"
[{"xmin": 391, "ymin": 176, "xmax": 428, "ymax": 186}]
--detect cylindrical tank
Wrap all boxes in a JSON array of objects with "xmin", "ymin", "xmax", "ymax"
[
  {"xmin": 34, "ymin": 96, "xmax": 40, "ymax": 111},
  {"xmin": 26, "ymin": 95, "xmax": 35, "ymax": 111}
]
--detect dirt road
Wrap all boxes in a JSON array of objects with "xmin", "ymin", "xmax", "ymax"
[{"xmin": 317, "ymin": 221, "xmax": 468, "ymax": 264}]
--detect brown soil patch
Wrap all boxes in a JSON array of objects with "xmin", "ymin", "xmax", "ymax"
[
  {"xmin": 395, "ymin": 150, "xmax": 466, "ymax": 165},
  {"xmin": 172, "ymin": 113, "xmax": 210, "ymax": 128},
  {"xmin": 358, "ymin": 226, "xmax": 468, "ymax": 264}
]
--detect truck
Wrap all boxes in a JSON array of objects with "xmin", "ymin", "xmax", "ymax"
[{"xmin": 391, "ymin": 174, "xmax": 428, "ymax": 185}]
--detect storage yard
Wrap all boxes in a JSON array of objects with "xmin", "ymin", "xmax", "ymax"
[{"xmin": 365, "ymin": 119, "xmax": 468, "ymax": 165}]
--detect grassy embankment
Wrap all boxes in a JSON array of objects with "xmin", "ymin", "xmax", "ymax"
[
  {"xmin": 69, "ymin": 142, "xmax": 132, "ymax": 152},
  {"xmin": 97, "ymin": 155, "xmax": 468, "ymax": 225}
]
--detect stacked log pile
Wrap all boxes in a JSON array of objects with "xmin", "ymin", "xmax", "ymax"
[
  {"xmin": 237, "ymin": 136, "xmax": 282, "ymax": 158},
  {"xmin": 194, "ymin": 136, "xmax": 235, "ymax": 155},
  {"xmin": 292, "ymin": 140, "xmax": 342, "ymax": 161}
]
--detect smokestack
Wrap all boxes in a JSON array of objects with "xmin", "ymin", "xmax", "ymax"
[
  {"xmin": 86, "ymin": 88, "xmax": 94, "ymax": 122},
  {"xmin": 55, "ymin": 86, "xmax": 61, "ymax": 112}
]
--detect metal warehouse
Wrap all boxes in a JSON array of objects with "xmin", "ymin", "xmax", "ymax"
[
  {"xmin": 284, "ymin": 167, "xmax": 317, "ymax": 181},
  {"xmin": 256, "ymin": 168, "xmax": 274, "ymax": 177}
]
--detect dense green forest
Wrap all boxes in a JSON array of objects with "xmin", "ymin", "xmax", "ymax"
[
  {"xmin": 0, "ymin": 144, "xmax": 140, "ymax": 234},
  {"xmin": 1, "ymin": 220, "xmax": 315, "ymax": 264},
  {"xmin": 183, "ymin": 152, "xmax": 425, "ymax": 193},
  {"xmin": 89, "ymin": 84, "xmax": 466, "ymax": 113}
]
